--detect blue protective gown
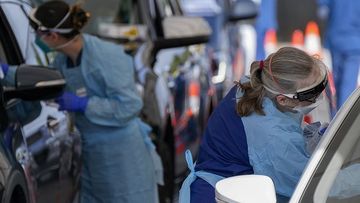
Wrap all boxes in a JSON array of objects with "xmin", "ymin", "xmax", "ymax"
[
  {"xmin": 52, "ymin": 34, "xmax": 158, "ymax": 203},
  {"xmin": 318, "ymin": 0, "xmax": 360, "ymax": 109},
  {"xmin": 180, "ymin": 84, "xmax": 310, "ymax": 202}
]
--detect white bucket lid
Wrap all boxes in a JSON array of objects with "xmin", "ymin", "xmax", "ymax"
[{"xmin": 215, "ymin": 175, "xmax": 277, "ymax": 203}]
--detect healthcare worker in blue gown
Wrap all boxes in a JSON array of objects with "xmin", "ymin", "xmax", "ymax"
[
  {"xmin": 317, "ymin": 0, "xmax": 360, "ymax": 110},
  {"xmin": 28, "ymin": 1, "xmax": 162, "ymax": 202},
  {"xmin": 179, "ymin": 47, "xmax": 329, "ymax": 202}
]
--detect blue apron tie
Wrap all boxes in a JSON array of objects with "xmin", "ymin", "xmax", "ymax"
[{"xmin": 179, "ymin": 150, "xmax": 224, "ymax": 203}]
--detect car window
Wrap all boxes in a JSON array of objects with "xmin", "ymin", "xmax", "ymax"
[
  {"xmin": 6, "ymin": 100, "xmax": 42, "ymax": 126},
  {"xmin": 325, "ymin": 123, "xmax": 360, "ymax": 202},
  {"xmin": 82, "ymin": 0, "xmax": 142, "ymax": 35},
  {"xmin": 0, "ymin": 7, "xmax": 23, "ymax": 64},
  {"xmin": 298, "ymin": 89, "xmax": 360, "ymax": 202}
]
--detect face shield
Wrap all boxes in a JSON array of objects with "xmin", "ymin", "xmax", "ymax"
[
  {"xmin": 264, "ymin": 63, "xmax": 328, "ymax": 103},
  {"xmin": 282, "ymin": 75, "xmax": 327, "ymax": 102}
]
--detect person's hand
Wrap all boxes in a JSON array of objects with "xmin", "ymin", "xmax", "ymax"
[
  {"xmin": 55, "ymin": 92, "xmax": 89, "ymax": 113},
  {"xmin": 304, "ymin": 122, "xmax": 328, "ymax": 154}
]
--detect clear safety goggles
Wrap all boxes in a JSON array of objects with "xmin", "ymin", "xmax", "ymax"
[
  {"xmin": 28, "ymin": 8, "xmax": 73, "ymax": 35},
  {"xmin": 264, "ymin": 65, "xmax": 328, "ymax": 103}
]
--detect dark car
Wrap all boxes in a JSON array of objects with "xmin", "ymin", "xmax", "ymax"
[
  {"xmin": 0, "ymin": 127, "xmax": 28, "ymax": 203},
  {"xmin": 0, "ymin": 1, "xmax": 81, "ymax": 203}
]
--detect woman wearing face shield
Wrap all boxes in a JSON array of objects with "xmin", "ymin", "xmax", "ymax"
[
  {"xmin": 179, "ymin": 47, "xmax": 329, "ymax": 203},
  {"xmin": 26, "ymin": 1, "xmax": 161, "ymax": 203}
]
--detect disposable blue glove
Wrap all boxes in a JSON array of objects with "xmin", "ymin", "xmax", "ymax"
[
  {"xmin": 319, "ymin": 125, "xmax": 328, "ymax": 135},
  {"xmin": 0, "ymin": 63, "xmax": 9, "ymax": 77},
  {"xmin": 55, "ymin": 92, "xmax": 89, "ymax": 113}
]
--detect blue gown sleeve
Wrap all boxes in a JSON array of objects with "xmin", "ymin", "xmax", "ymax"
[
  {"xmin": 84, "ymin": 48, "xmax": 143, "ymax": 127},
  {"xmin": 253, "ymin": 127, "xmax": 310, "ymax": 197},
  {"xmin": 51, "ymin": 55, "xmax": 62, "ymax": 69},
  {"xmin": 3, "ymin": 65, "xmax": 17, "ymax": 86}
]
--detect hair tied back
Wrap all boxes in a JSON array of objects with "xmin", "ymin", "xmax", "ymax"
[
  {"xmin": 259, "ymin": 60, "xmax": 264, "ymax": 70},
  {"xmin": 71, "ymin": 4, "xmax": 90, "ymax": 30}
]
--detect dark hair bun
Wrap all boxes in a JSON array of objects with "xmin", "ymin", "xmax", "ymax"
[{"xmin": 71, "ymin": 4, "xmax": 90, "ymax": 30}]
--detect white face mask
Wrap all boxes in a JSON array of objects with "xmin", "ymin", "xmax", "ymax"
[{"xmin": 293, "ymin": 94, "xmax": 323, "ymax": 115}]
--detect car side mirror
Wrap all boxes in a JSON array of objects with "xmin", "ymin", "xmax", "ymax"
[
  {"xmin": 215, "ymin": 175, "xmax": 277, "ymax": 203},
  {"xmin": 226, "ymin": 0, "xmax": 258, "ymax": 22},
  {"xmin": 3, "ymin": 65, "xmax": 66, "ymax": 101},
  {"xmin": 153, "ymin": 16, "xmax": 211, "ymax": 50}
]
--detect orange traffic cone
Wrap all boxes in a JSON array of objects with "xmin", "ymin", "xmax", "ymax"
[
  {"xmin": 291, "ymin": 29, "xmax": 304, "ymax": 50},
  {"xmin": 264, "ymin": 28, "xmax": 277, "ymax": 57},
  {"xmin": 188, "ymin": 80, "xmax": 200, "ymax": 116},
  {"xmin": 304, "ymin": 21, "xmax": 322, "ymax": 56}
]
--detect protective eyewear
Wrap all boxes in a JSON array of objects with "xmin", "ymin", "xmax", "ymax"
[
  {"xmin": 29, "ymin": 19, "xmax": 50, "ymax": 36},
  {"xmin": 281, "ymin": 74, "xmax": 328, "ymax": 102}
]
